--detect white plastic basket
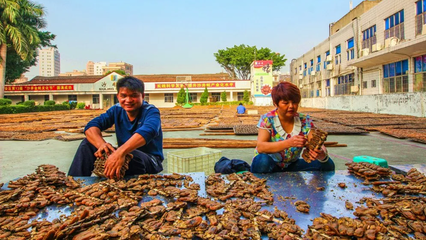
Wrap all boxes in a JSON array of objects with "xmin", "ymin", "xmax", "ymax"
[{"xmin": 167, "ymin": 147, "xmax": 222, "ymax": 175}]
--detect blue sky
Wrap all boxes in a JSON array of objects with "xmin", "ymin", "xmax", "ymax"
[{"xmin": 27, "ymin": 0, "xmax": 363, "ymax": 79}]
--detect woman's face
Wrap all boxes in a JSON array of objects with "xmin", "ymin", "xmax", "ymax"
[{"xmin": 276, "ymin": 99, "xmax": 299, "ymax": 118}]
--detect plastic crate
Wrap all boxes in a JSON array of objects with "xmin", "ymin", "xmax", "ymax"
[
  {"xmin": 167, "ymin": 147, "xmax": 222, "ymax": 175},
  {"xmin": 353, "ymin": 155, "xmax": 388, "ymax": 168}
]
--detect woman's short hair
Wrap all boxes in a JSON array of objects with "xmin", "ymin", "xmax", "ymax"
[
  {"xmin": 271, "ymin": 82, "xmax": 301, "ymax": 106},
  {"xmin": 116, "ymin": 76, "xmax": 145, "ymax": 94}
]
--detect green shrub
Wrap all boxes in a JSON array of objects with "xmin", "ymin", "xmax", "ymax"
[
  {"xmin": 200, "ymin": 87, "xmax": 209, "ymax": 105},
  {"xmin": 69, "ymin": 101, "xmax": 77, "ymax": 109},
  {"xmin": 44, "ymin": 100, "xmax": 56, "ymax": 106},
  {"xmin": 23, "ymin": 100, "xmax": 35, "ymax": 107},
  {"xmin": 77, "ymin": 102, "xmax": 86, "ymax": 109},
  {"xmin": 243, "ymin": 90, "xmax": 250, "ymax": 103},
  {"xmin": 221, "ymin": 91, "xmax": 227, "ymax": 102},
  {"xmin": 16, "ymin": 102, "xmax": 24, "ymax": 105},
  {"xmin": 0, "ymin": 98, "xmax": 12, "ymax": 106},
  {"xmin": 0, "ymin": 105, "xmax": 31, "ymax": 114}
]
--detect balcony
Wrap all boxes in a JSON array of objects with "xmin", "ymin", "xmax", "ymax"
[{"xmin": 362, "ymin": 35, "xmax": 376, "ymax": 52}]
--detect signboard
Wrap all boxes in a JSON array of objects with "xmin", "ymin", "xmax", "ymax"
[
  {"xmin": 251, "ymin": 60, "xmax": 273, "ymax": 97},
  {"xmin": 155, "ymin": 82, "xmax": 236, "ymax": 89},
  {"xmin": 95, "ymin": 73, "xmax": 121, "ymax": 91},
  {"xmin": 5, "ymin": 85, "xmax": 74, "ymax": 91}
]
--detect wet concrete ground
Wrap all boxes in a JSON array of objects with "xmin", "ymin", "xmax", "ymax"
[{"xmin": 1, "ymin": 130, "xmax": 426, "ymax": 183}]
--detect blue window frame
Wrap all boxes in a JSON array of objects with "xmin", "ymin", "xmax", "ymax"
[
  {"xmin": 385, "ymin": 10, "xmax": 404, "ymax": 30},
  {"xmin": 383, "ymin": 60, "xmax": 409, "ymax": 77},
  {"xmin": 304, "ymin": 63, "xmax": 307, "ymax": 69},
  {"xmin": 310, "ymin": 59, "xmax": 314, "ymax": 66},
  {"xmin": 417, "ymin": 0, "xmax": 426, "ymax": 14},
  {"xmin": 335, "ymin": 45, "xmax": 341, "ymax": 54},
  {"xmin": 317, "ymin": 55, "xmax": 321, "ymax": 63},
  {"xmin": 347, "ymin": 38, "xmax": 354, "ymax": 49}
]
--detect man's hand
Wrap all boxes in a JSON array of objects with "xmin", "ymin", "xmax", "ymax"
[
  {"xmin": 104, "ymin": 151, "xmax": 126, "ymax": 179},
  {"xmin": 94, "ymin": 142, "xmax": 115, "ymax": 159},
  {"xmin": 286, "ymin": 135, "xmax": 307, "ymax": 148}
]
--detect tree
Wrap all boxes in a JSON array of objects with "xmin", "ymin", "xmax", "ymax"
[
  {"xmin": 220, "ymin": 91, "xmax": 227, "ymax": 102},
  {"xmin": 243, "ymin": 90, "xmax": 250, "ymax": 103},
  {"xmin": 6, "ymin": 31, "xmax": 55, "ymax": 83},
  {"xmin": 200, "ymin": 87, "xmax": 209, "ymax": 105},
  {"xmin": 0, "ymin": 0, "xmax": 48, "ymax": 98},
  {"xmin": 214, "ymin": 44, "xmax": 287, "ymax": 80},
  {"xmin": 176, "ymin": 87, "xmax": 185, "ymax": 105},
  {"xmin": 104, "ymin": 69, "xmax": 126, "ymax": 76}
]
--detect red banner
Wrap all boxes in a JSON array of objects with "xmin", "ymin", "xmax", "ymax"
[
  {"xmin": 253, "ymin": 60, "xmax": 273, "ymax": 68},
  {"xmin": 155, "ymin": 82, "xmax": 235, "ymax": 89},
  {"xmin": 4, "ymin": 85, "xmax": 74, "ymax": 91}
]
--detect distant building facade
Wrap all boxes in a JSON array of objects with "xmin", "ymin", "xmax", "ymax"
[
  {"xmin": 86, "ymin": 61, "xmax": 94, "ymax": 75},
  {"xmin": 102, "ymin": 62, "xmax": 133, "ymax": 75},
  {"xmin": 38, "ymin": 47, "xmax": 60, "ymax": 77},
  {"xmin": 59, "ymin": 70, "xmax": 87, "ymax": 77},
  {"xmin": 290, "ymin": 0, "xmax": 426, "ymax": 117},
  {"xmin": 3, "ymin": 73, "xmax": 250, "ymax": 109}
]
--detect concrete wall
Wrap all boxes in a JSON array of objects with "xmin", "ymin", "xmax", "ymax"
[{"xmin": 302, "ymin": 92, "xmax": 426, "ymax": 117}]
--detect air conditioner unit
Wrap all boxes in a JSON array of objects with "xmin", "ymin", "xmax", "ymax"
[
  {"xmin": 299, "ymin": 72, "xmax": 303, "ymax": 75},
  {"xmin": 310, "ymin": 71, "xmax": 316, "ymax": 76},
  {"xmin": 362, "ymin": 49, "xmax": 370, "ymax": 56},
  {"xmin": 298, "ymin": 75, "xmax": 303, "ymax": 80},
  {"xmin": 385, "ymin": 37, "xmax": 398, "ymax": 48},
  {"xmin": 390, "ymin": 37, "xmax": 400, "ymax": 47},
  {"xmin": 326, "ymin": 55, "xmax": 332, "ymax": 62},
  {"xmin": 372, "ymin": 43, "xmax": 383, "ymax": 52},
  {"xmin": 422, "ymin": 24, "xmax": 426, "ymax": 35},
  {"xmin": 326, "ymin": 64, "xmax": 333, "ymax": 71},
  {"xmin": 351, "ymin": 85, "xmax": 359, "ymax": 93}
]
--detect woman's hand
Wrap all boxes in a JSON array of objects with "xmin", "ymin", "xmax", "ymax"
[
  {"xmin": 94, "ymin": 142, "xmax": 115, "ymax": 159},
  {"xmin": 308, "ymin": 148, "xmax": 327, "ymax": 161},
  {"xmin": 286, "ymin": 135, "xmax": 307, "ymax": 148}
]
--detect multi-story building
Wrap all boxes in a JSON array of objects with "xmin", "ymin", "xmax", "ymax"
[
  {"xmin": 290, "ymin": 0, "xmax": 426, "ymax": 117},
  {"xmin": 38, "ymin": 47, "xmax": 60, "ymax": 77},
  {"xmin": 102, "ymin": 62, "xmax": 133, "ymax": 75},
  {"xmin": 86, "ymin": 61, "xmax": 94, "ymax": 75}
]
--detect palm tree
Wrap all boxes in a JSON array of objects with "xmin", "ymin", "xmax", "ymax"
[{"xmin": 0, "ymin": 0, "xmax": 43, "ymax": 98}]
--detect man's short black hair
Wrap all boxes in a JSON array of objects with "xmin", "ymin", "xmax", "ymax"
[
  {"xmin": 239, "ymin": 102, "xmax": 243, "ymax": 105},
  {"xmin": 116, "ymin": 76, "xmax": 144, "ymax": 94}
]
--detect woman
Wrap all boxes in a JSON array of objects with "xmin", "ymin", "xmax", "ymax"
[{"xmin": 251, "ymin": 82, "xmax": 335, "ymax": 173}]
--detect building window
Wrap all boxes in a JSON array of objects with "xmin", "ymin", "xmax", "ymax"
[
  {"xmin": 316, "ymin": 55, "xmax": 321, "ymax": 71},
  {"xmin": 372, "ymin": 80, "xmax": 377, "ymax": 88},
  {"xmin": 385, "ymin": 10, "xmax": 404, "ymax": 40},
  {"xmin": 164, "ymin": 93, "xmax": 173, "ymax": 103},
  {"xmin": 68, "ymin": 95, "xmax": 77, "ymax": 102},
  {"xmin": 309, "ymin": 59, "xmax": 314, "ymax": 74},
  {"xmin": 44, "ymin": 95, "xmax": 49, "ymax": 102},
  {"xmin": 363, "ymin": 81, "xmax": 368, "ymax": 89},
  {"xmin": 303, "ymin": 63, "xmax": 307, "ymax": 76},
  {"xmin": 383, "ymin": 59, "xmax": 409, "ymax": 93},
  {"xmin": 211, "ymin": 93, "xmax": 220, "ymax": 102},
  {"xmin": 237, "ymin": 92, "xmax": 244, "ymax": 101},
  {"xmin": 335, "ymin": 45, "xmax": 341, "ymax": 65},
  {"xmin": 414, "ymin": 55, "xmax": 426, "ymax": 92},
  {"xmin": 189, "ymin": 93, "xmax": 197, "ymax": 102},
  {"xmin": 325, "ymin": 79, "xmax": 331, "ymax": 96},
  {"xmin": 362, "ymin": 25, "xmax": 377, "ymax": 51},
  {"xmin": 416, "ymin": 0, "xmax": 426, "ymax": 35},
  {"xmin": 144, "ymin": 93, "xmax": 149, "ymax": 103},
  {"xmin": 324, "ymin": 51, "xmax": 330, "ymax": 69},
  {"xmin": 347, "ymin": 38, "xmax": 355, "ymax": 61},
  {"xmin": 334, "ymin": 73, "xmax": 354, "ymax": 95},
  {"xmin": 92, "ymin": 95, "xmax": 100, "ymax": 104}
]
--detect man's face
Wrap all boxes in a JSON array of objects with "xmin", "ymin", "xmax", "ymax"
[{"xmin": 117, "ymin": 87, "xmax": 144, "ymax": 114}]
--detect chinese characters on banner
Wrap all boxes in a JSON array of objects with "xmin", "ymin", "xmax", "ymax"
[
  {"xmin": 155, "ymin": 82, "xmax": 236, "ymax": 89},
  {"xmin": 251, "ymin": 60, "xmax": 273, "ymax": 97},
  {"xmin": 4, "ymin": 85, "xmax": 74, "ymax": 91}
]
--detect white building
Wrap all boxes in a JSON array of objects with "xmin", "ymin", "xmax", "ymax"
[
  {"xmin": 38, "ymin": 47, "xmax": 60, "ymax": 77},
  {"xmin": 290, "ymin": 0, "xmax": 426, "ymax": 117},
  {"xmin": 94, "ymin": 62, "xmax": 107, "ymax": 75}
]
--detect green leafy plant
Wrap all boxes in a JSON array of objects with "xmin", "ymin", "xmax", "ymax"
[
  {"xmin": 221, "ymin": 91, "xmax": 227, "ymax": 102},
  {"xmin": 200, "ymin": 87, "xmax": 209, "ymax": 105}
]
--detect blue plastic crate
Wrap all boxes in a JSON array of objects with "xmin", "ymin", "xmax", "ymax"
[{"xmin": 353, "ymin": 155, "xmax": 388, "ymax": 168}]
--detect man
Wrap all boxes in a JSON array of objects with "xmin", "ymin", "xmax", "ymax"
[
  {"xmin": 68, "ymin": 76, "xmax": 163, "ymax": 179},
  {"xmin": 236, "ymin": 102, "xmax": 246, "ymax": 114}
]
